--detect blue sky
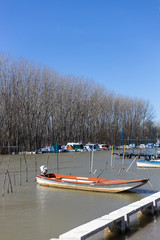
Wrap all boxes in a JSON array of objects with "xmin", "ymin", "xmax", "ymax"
[{"xmin": 1, "ymin": 0, "xmax": 160, "ymax": 122}]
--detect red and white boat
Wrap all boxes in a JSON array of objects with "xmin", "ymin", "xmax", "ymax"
[{"xmin": 36, "ymin": 172, "xmax": 148, "ymax": 193}]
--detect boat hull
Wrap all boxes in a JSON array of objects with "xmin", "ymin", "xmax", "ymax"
[
  {"xmin": 137, "ymin": 160, "xmax": 160, "ymax": 168},
  {"xmin": 36, "ymin": 174, "xmax": 148, "ymax": 193}
]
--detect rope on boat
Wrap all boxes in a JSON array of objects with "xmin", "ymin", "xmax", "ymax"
[{"xmin": 148, "ymin": 180, "xmax": 155, "ymax": 192}]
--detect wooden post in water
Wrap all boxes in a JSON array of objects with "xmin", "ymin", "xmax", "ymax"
[
  {"xmin": 7, "ymin": 170, "xmax": 13, "ymax": 193},
  {"xmin": 2, "ymin": 171, "xmax": 7, "ymax": 197},
  {"xmin": 0, "ymin": 158, "xmax": 2, "ymax": 167},
  {"xmin": 7, "ymin": 182, "xmax": 9, "ymax": 193},
  {"xmin": 23, "ymin": 155, "xmax": 28, "ymax": 183},
  {"xmin": 14, "ymin": 173, "xmax": 16, "ymax": 185},
  {"xmin": 2, "ymin": 158, "xmax": 12, "ymax": 196},
  {"xmin": 35, "ymin": 156, "xmax": 37, "ymax": 175}
]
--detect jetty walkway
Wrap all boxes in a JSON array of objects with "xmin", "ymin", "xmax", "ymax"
[{"xmin": 50, "ymin": 191, "xmax": 160, "ymax": 240}]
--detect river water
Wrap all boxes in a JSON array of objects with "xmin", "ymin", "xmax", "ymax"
[{"xmin": 0, "ymin": 151, "xmax": 160, "ymax": 240}]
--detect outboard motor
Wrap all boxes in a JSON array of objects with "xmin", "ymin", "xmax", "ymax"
[{"xmin": 40, "ymin": 165, "xmax": 48, "ymax": 175}]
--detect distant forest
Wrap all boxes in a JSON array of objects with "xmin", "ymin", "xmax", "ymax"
[{"xmin": 0, "ymin": 53, "xmax": 157, "ymax": 153}]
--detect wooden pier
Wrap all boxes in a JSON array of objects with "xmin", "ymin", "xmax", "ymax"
[{"xmin": 50, "ymin": 191, "xmax": 160, "ymax": 240}]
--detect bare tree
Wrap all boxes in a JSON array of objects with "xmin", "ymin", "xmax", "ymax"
[{"xmin": 0, "ymin": 53, "xmax": 156, "ymax": 152}]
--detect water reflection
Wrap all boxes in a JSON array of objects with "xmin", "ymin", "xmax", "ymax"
[{"xmin": 36, "ymin": 183, "xmax": 145, "ymax": 203}]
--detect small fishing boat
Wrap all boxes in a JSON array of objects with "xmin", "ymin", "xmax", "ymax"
[
  {"xmin": 36, "ymin": 166, "xmax": 148, "ymax": 193},
  {"xmin": 137, "ymin": 155, "xmax": 160, "ymax": 168}
]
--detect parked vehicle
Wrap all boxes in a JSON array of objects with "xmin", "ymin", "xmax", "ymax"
[{"xmin": 98, "ymin": 144, "xmax": 109, "ymax": 150}]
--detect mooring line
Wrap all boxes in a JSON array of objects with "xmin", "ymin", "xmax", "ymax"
[{"xmin": 148, "ymin": 180, "xmax": 155, "ymax": 192}]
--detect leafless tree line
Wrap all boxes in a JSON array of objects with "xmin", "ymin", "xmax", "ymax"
[{"xmin": 0, "ymin": 54, "xmax": 155, "ymax": 153}]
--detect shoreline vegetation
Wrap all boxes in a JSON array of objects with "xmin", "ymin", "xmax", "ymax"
[{"xmin": 0, "ymin": 53, "xmax": 157, "ymax": 154}]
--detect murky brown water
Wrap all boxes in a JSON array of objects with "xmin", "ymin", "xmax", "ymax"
[{"xmin": 0, "ymin": 151, "xmax": 160, "ymax": 240}]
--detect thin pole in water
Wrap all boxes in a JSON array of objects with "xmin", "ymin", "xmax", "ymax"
[
  {"xmin": 89, "ymin": 151, "xmax": 91, "ymax": 174},
  {"xmin": 23, "ymin": 155, "xmax": 28, "ymax": 183},
  {"xmin": 122, "ymin": 145, "xmax": 125, "ymax": 168},
  {"xmin": 14, "ymin": 173, "xmax": 16, "ymax": 185},
  {"xmin": 35, "ymin": 156, "xmax": 37, "ymax": 175},
  {"xmin": 91, "ymin": 150, "xmax": 94, "ymax": 173},
  {"xmin": 111, "ymin": 145, "xmax": 113, "ymax": 168},
  {"xmin": 126, "ymin": 157, "xmax": 137, "ymax": 172},
  {"xmin": 19, "ymin": 157, "xmax": 22, "ymax": 185},
  {"xmin": 97, "ymin": 169, "xmax": 103, "ymax": 178},
  {"xmin": 155, "ymin": 127, "xmax": 157, "ymax": 155},
  {"xmin": 7, "ymin": 170, "xmax": 13, "ymax": 192},
  {"xmin": 56, "ymin": 142, "xmax": 59, "ymax": 173},
  {"xmin": 47, "ymin": 155, "xmax": 49, "ymax": 168},
  {"xmin": 2, "ymin": 157, "xmax": 11, "ymax": 196},
  {"xmin": 2, "ymin": 171, "xmax": 7, "ymax": 197}
]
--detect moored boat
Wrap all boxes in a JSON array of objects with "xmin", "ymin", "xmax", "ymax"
[
  {"xmin": 65, "ymin": 142, "xmax": 84, "ymax": 152},
  {"xmin": 137, "ymin": 154, "xmax": 160, "ymax": 168},
  {"xmin": 84, "ymin": 143, "xmax": 100, "ymax": 151},
  {"xmin": 36, "ymin": 166, "xmax": 148, "ymax": 193},
  {"xmin": 98, "ymin": 144, "xmax": 109, "ymax": 150},
  {"xmin": 137, "ymin": 159, "xmax": 160, "ymax": 168}
]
